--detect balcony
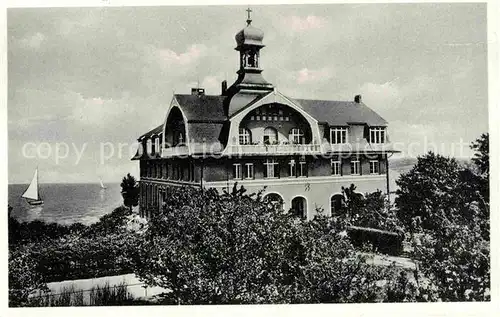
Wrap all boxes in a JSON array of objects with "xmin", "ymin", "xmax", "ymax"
[
  {"xmin": 224, "ymin": 143, "xmax": 322, "ymax": 156},
  {"xmin": 321, "ymin": 141, "xmax": 399, "ymax": 154},
  {"xmin": 161, "ymin": 145, "xmax": 189, "ymax": 157}
]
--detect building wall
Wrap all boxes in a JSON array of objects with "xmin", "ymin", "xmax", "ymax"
[
  {"xmin": 138, "ymin": 154, "xmax": 389, "ymax": 220},
  {"xmin": 203, "ymin": 174, "xmax": 387, "ymax": 220}
]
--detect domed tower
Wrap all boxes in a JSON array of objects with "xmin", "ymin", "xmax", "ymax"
[{"xmin": 225, "ymin": 8, "xmax": 274, "ymax": 103}]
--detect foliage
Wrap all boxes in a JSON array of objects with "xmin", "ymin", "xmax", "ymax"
[
  {"xmin": 412, "ymin": 210, "xmax": 490, "ymax": 301},
  {"xmin": 394, "ymin": 134, "xmax": 490, "ymax": 301},
  {"xmin": 334, "ymin": 184, "xmax": 404, "ymax": 235},
  {"xmin": 9, "ymin": 247, "xmax": 48, "ymax": 307},
  {"xmin": 121, "ymin": 173, "xmax": 140, "ymax": 212},
  {"xmin": 395, "ymin": 152, "xmax": 483, "ymax": 233},
  {"xmin": 134, "ymin": 184, "xmax": 398, "ymax": 304},
  {"xmin": 8, "ymin": 216, "xmax": 85, "ymax": 246},
  {"xmin": 471, "ymin": 133, "xmax": 489, "ymax": 177},
  {"xmin": 82, "ymin": 206, "xmax": 133, "ymax": 238},
  {"xmin": 8, "ymin": 205, "xmax": 140, "ymax": 306},
  {"xmin": 20, "ymin": 232, "xmax": 139, "ymax": 283}
]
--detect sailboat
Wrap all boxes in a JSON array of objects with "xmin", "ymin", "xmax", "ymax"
[
  {"xmin": 22, "ymin": 167, "xmax": 43, "ymax": 206},
  {"xmin": 99, "ymin": 178, "xmax": 107, "ymax": 190}
]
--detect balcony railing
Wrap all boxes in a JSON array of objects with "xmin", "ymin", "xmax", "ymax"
[
  {"xmin": 225, "ymin": 143, "xmax": 322, "ymax": 155},
  {"xmin": 161, "ymin": 146, "xmax": 189, "ymax": 157}
]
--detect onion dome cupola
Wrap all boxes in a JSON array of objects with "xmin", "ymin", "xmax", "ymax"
[{"xmin": 226, "ymin": 8, "xmax": 274, "ymax": 97}]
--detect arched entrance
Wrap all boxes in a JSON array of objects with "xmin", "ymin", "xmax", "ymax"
[
  {"xmin": 291, "ymin": 196, "xmax": 307, "ymax": 219},
  {"xmin": 263, "ymin": 192, "xmax": 284, "ymax": 211}
]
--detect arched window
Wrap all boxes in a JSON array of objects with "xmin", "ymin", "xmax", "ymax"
[
  {"xmin": 291, "ymin": 196, "xmax": 307, "ymax": 219},
  {"xmin": 263, "ymin": 193, "xmax": 284, "ymax": 211},
  {"xmin": 263, "ymin": 127, "xmax": 278, "ymax": 145},
  {"xmin": 330, "ymin": 194, "xmax": 344, "ymax": 216},
  {"xmin": 289, "ymin": 128, "xmax": 304, "ymax": 144},
  {"xmin": 239, "ymin": 128, "xmax": 252, "ymax": 145}
]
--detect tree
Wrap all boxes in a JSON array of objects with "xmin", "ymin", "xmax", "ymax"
[
  {"xmin": 133, "ymin": 184, "xmax": 396, "ymax": 304},
  {"xmin": 470, "ymin": 133, "xmax": 489, "ymax": 203},
  {"xmin": 395, "ymin": 152, "xmax": 464, "ymax": 232},
  {"xmin": 337, "ymin": 184, "xmax": 403, "ymax": 234},
  {"xmin": 471, "ymin": 133, "xmax": 489, "ymax": 177},
  {"xmin": 393, "ymin": 135, "xmax": 490, "ymax": 301},
  {"xmin": 120, "ymin": 173, "xmax": 140, "ymax": 212}
]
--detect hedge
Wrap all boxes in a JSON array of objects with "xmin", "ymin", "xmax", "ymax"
[{"xmin": 347, "ymin": 226, "xmax": 404, "ymax": 256}]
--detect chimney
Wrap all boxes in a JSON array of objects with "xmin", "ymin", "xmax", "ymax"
[
  {"xmin": 191, "ymin": 87, "xmax": 205, "ymax": 96},
  {"xmin": 354, "ymin": 94, "xmax": 362, "ymax": 103},
  {"xmin": 221, "ymin": 80, "xmax": 227, "ymax": 95}
]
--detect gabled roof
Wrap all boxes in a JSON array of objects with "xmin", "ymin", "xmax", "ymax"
[
  {"xmin": 293, "ymin": 99, "xmax": 388, "ymax": 126},
  {"xmin": 174, "ymin": 94, "xmax": 227, "ymax": 122},
  {"xmin": 137, "ymin": 124, "xmax": 163, "ymax": 140}
]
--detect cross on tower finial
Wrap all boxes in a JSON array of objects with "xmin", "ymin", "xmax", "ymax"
[{"xmin": 246, "ymin": 7, "xmax": 252, "ymax": 25}]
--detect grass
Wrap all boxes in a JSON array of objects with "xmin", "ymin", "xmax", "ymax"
[{"xmin": 28, "ymin": 282, "xmax": 142, "ymax": 306}]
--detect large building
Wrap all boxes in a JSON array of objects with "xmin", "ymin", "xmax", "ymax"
[{"xmin": 133, "ymin": 12, "xmax": 397, "ymax": 220}]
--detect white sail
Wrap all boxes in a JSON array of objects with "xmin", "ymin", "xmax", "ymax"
[
  {"xmin": 99, "ymin": 178, "xmax": 106, "ymax": 189},
  {"xmin": 22, "ymin": 168, "xmax": 39, "ymax": 200}
]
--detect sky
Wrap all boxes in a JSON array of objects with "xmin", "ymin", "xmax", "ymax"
[{"xmin": 7, "ymin": 3, "xmax": 488, "ymax": 184}]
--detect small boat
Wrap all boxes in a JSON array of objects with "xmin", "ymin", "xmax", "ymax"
[
  {"xmin": 22, "ymin": 167, "xmax": 43, "ymax": 206},
  {"xmin": 99, "ymin": 178, "xmax": 107, "ymax": 190}
]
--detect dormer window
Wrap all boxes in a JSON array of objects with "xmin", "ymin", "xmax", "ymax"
[
  {"xmin": 289, "ymin": 128, "xmax": 304, "ymax": 144},
  {"xmin": 330, "ymin": 127, "xmax": 348, "ymax": 144},
  {"xmin": 239, "ymin": 128, "xmax": 252, "ymax": 145},
  {"xmin": 369, "ymin": 127, "xmax": 385, "ymax": 144}
]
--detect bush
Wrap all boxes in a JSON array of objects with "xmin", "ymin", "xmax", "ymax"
[{"xmin": 26, "ymin": 232, "xmax": 139, "ymax": 283}]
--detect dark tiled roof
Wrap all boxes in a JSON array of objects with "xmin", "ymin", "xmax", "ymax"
[
  {"xmin": 187, "ymin": 122, "xmax": 225, "ymax": 146},
  {"xmin": 137, "ymin": 124, "xmax": 163, "ymax": 140},
  {"xmin": 174, "ymin": 94, "xmax": 227, "ymax": 122},
  {"xmin": 293, "ymin": 99, "xmax": 388, "ymax": 126}
]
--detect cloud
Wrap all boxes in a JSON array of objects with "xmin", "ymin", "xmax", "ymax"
[
  {"xmin": 294, "ymin": 67, "xmax": 332, "ymax": 84},
  {"xmin": 283, "ymin": 15, "xmax": 328, "ymax": 31},
  {"xmin": 19, "ymin": 32, "xmax": 46, "ymax": 49},
  {"xmin": 157, "ymin": 44, "xmax": 208, "ymax": 67},
  {"xmin": 359, "ymin": 80, "xmax": 403, "ymax": 110}
]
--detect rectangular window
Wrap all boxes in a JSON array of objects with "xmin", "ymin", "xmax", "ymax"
[
  {"xmin": 233, "ymin": 163, "xmax": 242, "ymax": 179},
  {"xmin": 370, "ymin": 160, "xmax": 380, "ymax": 174},
  {"xmin": 155, "ymin": 138, "xmax": 160, "ymax": 154},
  {"xmin": 330, "ymin": 127, "xmax": 348, "ymax": 144},
  {"xmin": 331, "ymin": 159, "xmax": 341, "ymax": 176},
  {"xmin": 264, "ymin": 159, "xmax": 279, "ymax": 178},
  {"xmin": 288, "ymin": 159, "xmax": 296, "ymax": 177},
  {"xmin": 298, "ymin": 161, "xmax": 307, "ymax": 177},
  {"xmin": 350, "ymin": 160, "xmax": 360, "ymax": 175},
  {"xmin": 369, "ymin": 127, "xmax": 386, "ymax": 143},
  {"xmin": 244, "ymin": 163, "xmax": 254, "ymax": 179}
]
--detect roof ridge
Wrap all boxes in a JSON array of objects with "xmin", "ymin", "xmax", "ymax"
[{"xmin": 294, "ymin": 97, "xmax": 356, "ymax": 103}]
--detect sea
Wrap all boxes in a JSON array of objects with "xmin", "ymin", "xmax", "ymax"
[{"xmin": 8, "ymin": 183, "xmax": 123, "ymax": 225}]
